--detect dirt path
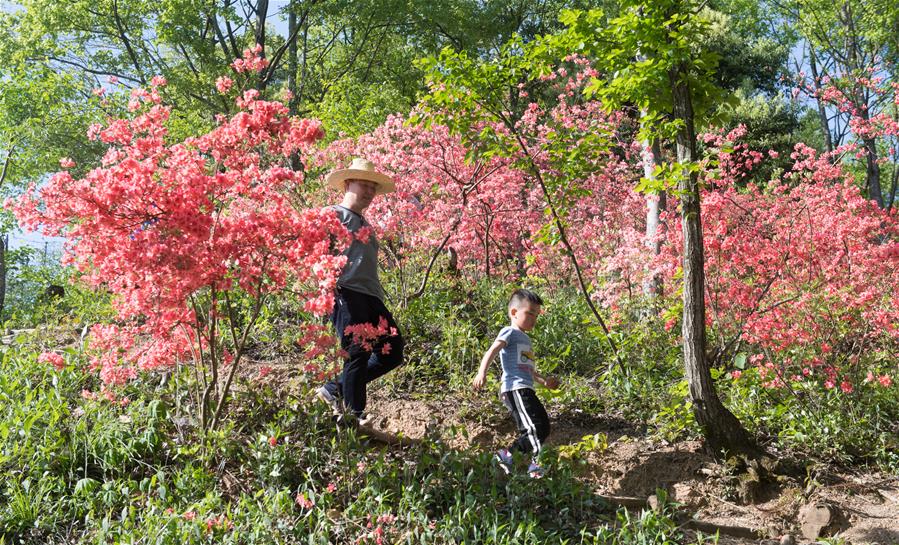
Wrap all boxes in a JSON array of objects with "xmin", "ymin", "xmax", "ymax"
[
  {"xmin": 360, "ymin": 387, "xmax": 899, "ymax": 545},
  {"xmin": 245, "ymin": 362, "xmax": 897, "ymax": 544}
]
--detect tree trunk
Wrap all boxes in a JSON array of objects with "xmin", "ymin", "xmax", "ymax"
[
  {"xmin": 288, "ymin": 2, "xmax": 298, "ymax": 116},
  {"xmin": 888, "ymin": 165, "xmax": 898, "ymax": 211},
  {"xmin": 839, "ymin": 2, "xmax": 884, "ymax": 208},
  {"xmin": 862, "ymin": 134, "xmax": 885, "ymax": 208},
  {"xmin": 254, "ymin": 0, "xmax": 269, "ymax": 91},
  {"xmin": 642, "ymin": 137, "xmax": 665, "ymax": 297},
  {"xmin": 255, "ymin": 0, "xmax": 268, "ymax": 52},
  {"xmin": 0, "ymin": 234, "xmax": 6, "ymax": 319},
  {"xmin": 808, "ymin": 48, "xmax": 834, "ymax": 153},
  {"xmin": 670, "ymin": 64, "xmax": 757, "ymax": 457},
  {"xmin": 287, "ymin": 1, "xmax": 303, "ymax": 172}
]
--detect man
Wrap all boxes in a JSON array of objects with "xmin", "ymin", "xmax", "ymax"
[{"xmin": 316, "ymin": 158, "xmax": 404, "ymax": 425}]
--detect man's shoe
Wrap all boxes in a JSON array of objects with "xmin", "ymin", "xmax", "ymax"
[
  {"xmin": 334, "ymin": 411, "xmax": 372, "ymax": 429},
  {"xmin": 316, "ymin": 386, "xmax": 342, "ymax": 414},
  {"xmin": 494, "ymin": 448, "xmax": 513, "ymax": 474},
  {"xmin": 357, "ymin": 412, "xmax": 374, "ymax": 427}
]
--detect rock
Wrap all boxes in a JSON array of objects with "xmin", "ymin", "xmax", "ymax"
[
  {"xmin": 647, "ymin": 494, "xmax": 660, "ymax": 511},
  {"xmin": 779, "ymin": 534, "xmax": 796, "ymax": 545},
  {"xmin": 672, "ymin": 482, "xmax": 698, "ymax": 503},
  {"xmin": 798, "ymin": 502, "xmax": 833, "ymax": 540}
]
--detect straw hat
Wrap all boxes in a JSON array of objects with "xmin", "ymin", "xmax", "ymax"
[{"xmin": 325, "ymin": 158, "xmax": 396, "ymax": 195}]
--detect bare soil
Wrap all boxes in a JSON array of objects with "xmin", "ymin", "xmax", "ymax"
[
  {"xmin": 357, "ymin": 385, "xmax": 899, "ymax": 545},
  {"xmin": 243, "ymin": 361, "xmax": 899, "ymax": 544}
]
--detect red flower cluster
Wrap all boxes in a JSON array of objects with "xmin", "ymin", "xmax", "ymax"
[{"xmin": 10, "ymin": 63, "xmax": 346, "ymax": 394}]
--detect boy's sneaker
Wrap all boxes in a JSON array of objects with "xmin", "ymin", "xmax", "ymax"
[
  {"xmin": 316, "ymin": 386, "xmax": 342, "ymax": 414},
  {"xmin": 494, "ymin": 448, "xmax": 513, "ymax": 474},
  {"xmin": 527, "ymin": 462, "xmax": 544, "ymax": 479}
]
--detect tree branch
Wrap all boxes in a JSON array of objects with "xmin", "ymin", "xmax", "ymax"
[
  {"xmin": 112, "ymin": 0, "xmax": 147, "ymax": 84},
  {"xmin": 0, "ymin": 143, "xmax": 16, "ymax": 190}
]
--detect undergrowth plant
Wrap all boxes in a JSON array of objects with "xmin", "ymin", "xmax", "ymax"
[{"xmin": 2, "ymin": 329, "xmax": 719, "ymax": 545}]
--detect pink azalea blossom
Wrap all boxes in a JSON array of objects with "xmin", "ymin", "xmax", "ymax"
[
  {"xmin": 295, "ymin": 492, "xmax": 314, "ymax": 509},
  {"xmin": 215, "ymin": 76, "xmax": 233, "ymax": 94},
  {"xmin": 39, "ymin": 352, "xmax": 66, "ymax": 371}
]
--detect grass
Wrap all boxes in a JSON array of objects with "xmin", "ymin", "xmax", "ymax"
[
  {"xmin": 0, "ymin": 329, "xmax": 718, "ymax": 545},
  {"xmin": 2, "ymin": 273, "xmax": 896, "ymax": 543}
]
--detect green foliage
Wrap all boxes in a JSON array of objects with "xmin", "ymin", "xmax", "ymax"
[
  {"xmin": 590, "ymin": 490, "xmax": 718, "ymax": 545},
  {"xmin": 559, "ymin": 432, "xmax": 608, "ymax": 461},
  {"xmin": 702, "ymin": 8, "xmax": 789, "ymax": 95},
  {"xmin": 722, "ymin": 366, "xmax": 899, "ymax": 469},
  {"xmin": 2, "ymin": 253, "xmax": 115, "ymax": 328},
  {"xmin": 310, "ymin": 76, "xmax": 413, "ymax": 139},
  {"xmin": 546, "ymin": 2, "xmax": 728, "ymax": 142},
  {"xmin": 389, "ymin": 273, "xmax": 607, "ymax": 392},
  {"xmin": 1, "ymin": 327, "xmax": 719, "ymax": 544}
]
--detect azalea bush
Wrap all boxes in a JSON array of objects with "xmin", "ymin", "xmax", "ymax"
[
  {"xmin": 793, "ymin": 60, "xmax": 899, "ymax": 209},
  {"xmin": 309, "ymin": 53, "xmax": 898, "ymax": 407},
  {"xmin": 10, "ymin": 48, "xmax": 350, "ymax": 431},
  {"xmin": 656, "ymin": 130, "xmax": 899, "ymax": 393},
  {"xmin": 313, "ymin": 114, "xmax": 537, "ymax": 301}
]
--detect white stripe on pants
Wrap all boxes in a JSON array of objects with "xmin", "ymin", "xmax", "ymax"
[{"xmin": 510, "ymin": 389, "xmax": 541, "ymax": 457}]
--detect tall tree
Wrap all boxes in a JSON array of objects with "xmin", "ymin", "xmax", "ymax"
[{"xmin": 553, "ymin": 1, "xmax": 759, "ymax": 455}]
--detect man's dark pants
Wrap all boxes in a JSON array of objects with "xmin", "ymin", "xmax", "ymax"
[{"xmin": 322, "ymin": 288, "xmax": 404, "ymax": 415}]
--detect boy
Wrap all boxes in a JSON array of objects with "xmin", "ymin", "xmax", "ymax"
[{"xmin": 472, "ymin": 289, "xmax": 559, "ymax": 478}]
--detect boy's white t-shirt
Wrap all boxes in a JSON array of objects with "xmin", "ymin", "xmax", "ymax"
[{"xmin": 495, "ymin": 326, "xmax": 536, "ymax": 393}]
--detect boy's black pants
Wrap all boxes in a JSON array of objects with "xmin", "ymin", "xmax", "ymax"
[
  {"xmin": 501, "ymin": 388, "xmax": 550, "ymax": 460},
  {"xmin": 323, "ymin": 288, "xmax": 404, "ymax": 415}
]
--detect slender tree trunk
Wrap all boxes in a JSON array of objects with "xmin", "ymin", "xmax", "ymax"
[
  {"xmin": 287, "ymin": 1, "xmax": 303, "ymax": 171},
  {"xmin": 862, "ymin": 132, "xmax": 885, "ymax": 208},
  {"xmin": 808, "ymin": 48, "xmax": 834, "ymax": 153},
  {"xmin": 0, "ymin": 234, "xmax": 6, "ymax": 319},
  {"xmin": 255, "ymin": 0, "xmax": 268, "ymax": 51},
  {"xmin": 0, "ymin": 147, "xmax": 11, "ymax": 320},
  {"xmin": 670, "ymin": 64, "xmax": 757, "ymax": 456},
  {"xmin": 642, "ymin": 137, "xmax": 665, "ymax": 297},
  {"xmin": 288, "ymin": 3, "xmax": 298, "ymax": 116},
  {"xmin": 638, "ymin": 53, "xmax": 666, "ymax": 300},
  {"xmin": 254, "ymin": 0, "xmax": 269, "ymax": 91},
  {"xmin": 888, "ymin": 164, "xmax": 898, "ymax": 211},
  {"xmin": 839, "ymin": 2, "xmax": 885, "ymax": 208},
  {"xmin": 446, "ymin": 247, "xmax": 458, "ymax": 273}
]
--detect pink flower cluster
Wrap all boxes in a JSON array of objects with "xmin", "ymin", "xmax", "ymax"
[
  {"xmin": 230, "ymin": 44, "xmax": 269, "ymax": 73},
  {"xmin": 343, "ymin": 316, "xmax": 396, "ymax": 352},
  {"xmin": 295, "ymin": 492, "xmax": 314, "ymax": 510},
  {"xmin": 38, "ymin": 352, "xmax": 66, "ymax": 371},
  {"xmin": 656, "ymin": 134, "xmax": 899, "ymax": 392},
  {"xmin": 294, "ymin": 323, "xmax": 343, "ymax": 380},
  {"xmin": 215, "ymin": 76, "xmax": 233, "ymax": 94},
  {"xmin": 311, "ymin": 114, "xmax": 536, "ymax": 279},
  {"xmin": 356, "ymin": 512, "xmax": 400, "ymax": 545},
  {"xmin": 9, "ymin": 67, "xmax": 345, "ymax": 392}
]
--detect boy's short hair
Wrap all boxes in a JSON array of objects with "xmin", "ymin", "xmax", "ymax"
[{"xmin": 508, "ymin": 289, "xmax": 543, "ymax": 310}]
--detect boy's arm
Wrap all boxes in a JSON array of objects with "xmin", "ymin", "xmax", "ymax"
[
  {"xmin": 533, "ymin": 370, "xmax": 560, "ymax": 390},
  {"xmin": 472, "ymin": 340, "xmax": 506, "ymax": 391}
]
